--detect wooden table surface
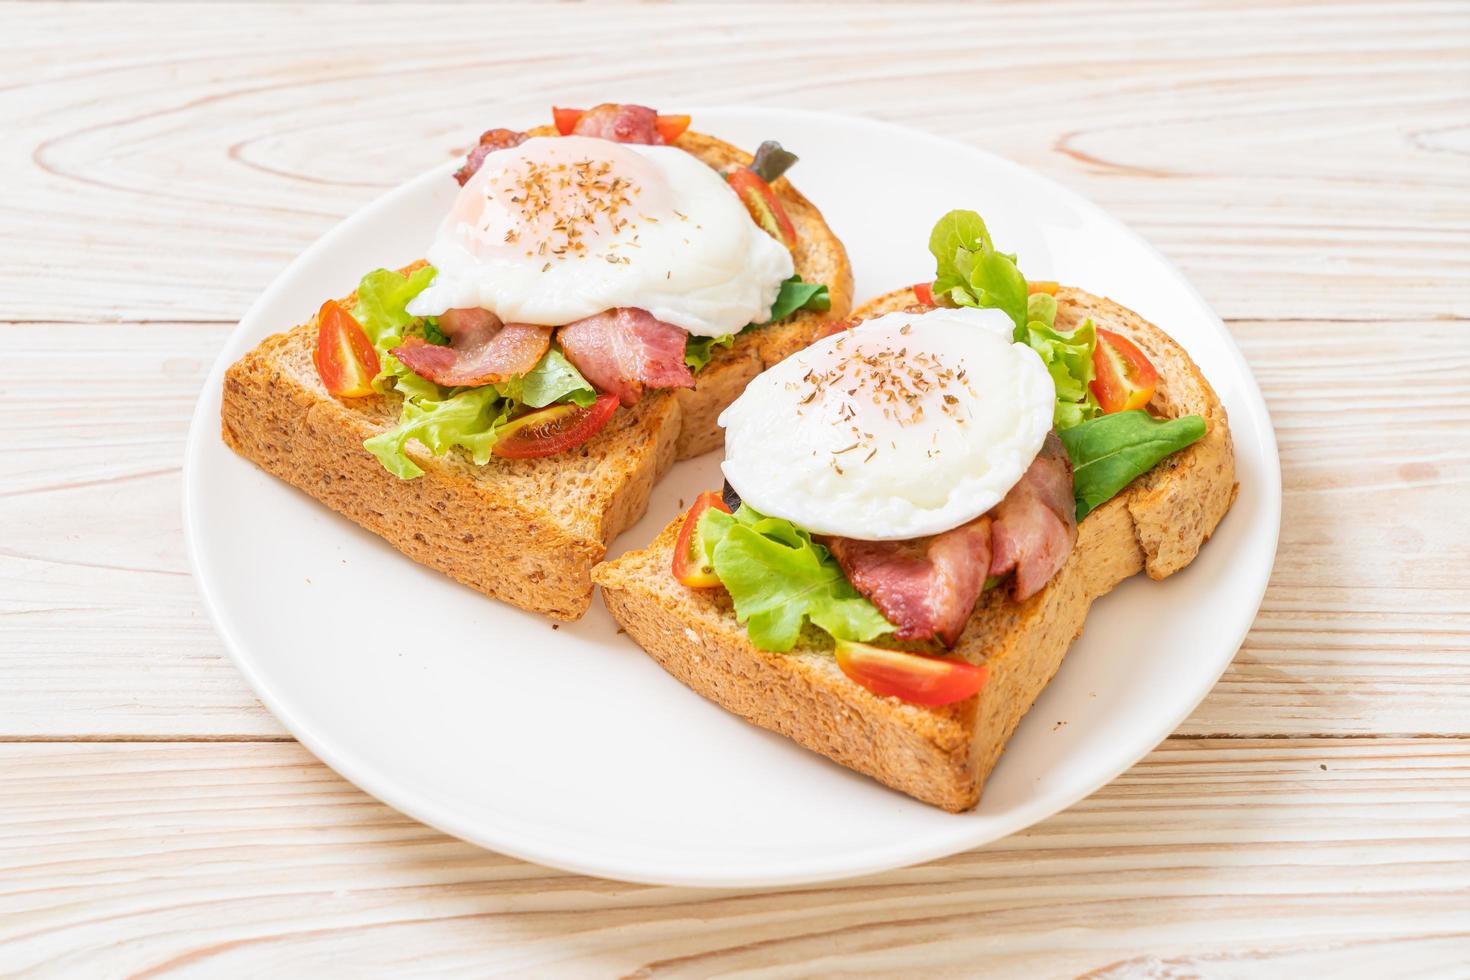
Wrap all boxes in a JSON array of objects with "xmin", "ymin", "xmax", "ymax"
[{"xmin": 4, "ymin": 1, "xmax": 1468, "ymax": 975}]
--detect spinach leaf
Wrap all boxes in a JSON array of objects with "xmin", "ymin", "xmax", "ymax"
[{"xmin": 1059, "ymin": 411, "xmax": 1207, "ymax": 518}]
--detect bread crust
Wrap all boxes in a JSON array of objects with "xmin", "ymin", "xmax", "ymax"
[
  {"xmin": 593, "ymin": 287, "xmax": 1237, "ymax": 809},
  {"xmin": 221, "ymin": 129, "xmax": 850, "ymax": 619}
]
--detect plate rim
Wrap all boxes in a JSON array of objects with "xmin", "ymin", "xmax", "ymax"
[{"xmin": 183, "ymin": 106, "xmax": 1281, "ymax": 888}]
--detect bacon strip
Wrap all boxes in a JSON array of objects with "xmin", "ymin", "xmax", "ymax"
[
  {"xmin": 453, "ymin": 128, "xmax": 529, "ymax": 186},
  {"xmin": 825, "ymin": 518, "xmax": 992, "ymax": 648},
  {"xmin": 570, "ymin": 104, "xmax": 662, "ymax": 144},
  {"xmin": 391, "ymin": 308, "xmax": 551, "ymax": 388},
  {"xmin": 826, "ymin": 433, "xmax": 1078, "ymax": 646},
  {"xmin": 989, "ymin": 432, "xmax": 1078, "ymax": 601},
  {"xmin": 557, "ymin": 308, "xmax": 694, "ymax": 406}
]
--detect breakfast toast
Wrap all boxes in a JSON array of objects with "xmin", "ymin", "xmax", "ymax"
[
  {"xmin": 222, "ymin": 128, "xmax": 851, "ymax": 621},
  {"xmin": 593, "ymin": 285, "xmax": 1236, "ymax": 810}
]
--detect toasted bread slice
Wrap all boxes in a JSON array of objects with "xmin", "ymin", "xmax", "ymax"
[
  {"xmin": 221, "ymin": 130, "xmax": 850, "ymax": 620},
  {"xmin": 593, "ymin": 287, "xmax": 1237, "ymax": 810}
]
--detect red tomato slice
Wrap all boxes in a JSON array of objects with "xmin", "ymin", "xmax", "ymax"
[
  {"xmin": 492, "ymin": 394, "xmax": 619, "ymax": 459},
  {"xmin": 1027, "ymin": 280, "xmax": 1060, "ymax": 296},
  {"xmin": 835, "ymin": 640, "xmax": 989, "ymax": 706},
  {"xmin": 313, "ymin": 300, "xmax": 379, "ymax": 398},
  {"xmin": 912, "ymin": 281, "xmax": 935, "ymax": 306},
  {"xmin": 671, "ymin": 491, "xmax": 732, "ymax": 588},
  {"xmin": 1090, "ymin": 327, "xmax": 1159, "ymax": 414},
  {"xmin": 655, "ymin": 114, "xmax": 692, "ymax": 143},
  {"xmin": 552, "ymin": 106, "xmax": 583, "ymax": 136},
  {"xmin": 726, "ymin": 168, "xmax": 798, "ymax": 252}
]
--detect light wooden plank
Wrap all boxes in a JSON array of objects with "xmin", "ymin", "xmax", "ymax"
[
  {"xmin": 1, "ymin": 2, "xmax": 1465, "ymax": 324},
  {"xmin": 0, "ymin": 739, "xmax": 1465, "ymax": 976},
  {"xmin": 3, "ymin": 319, "xmax": 1467, "ymax": 737}
]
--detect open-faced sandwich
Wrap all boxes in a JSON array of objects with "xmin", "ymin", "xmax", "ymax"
[
  {"xmin": 594, "ymin": 209, "xmax": 1236, "ymax": 810},
  {"xmin": 222, "ymin": 104, "xmax": 851, "ymax": 619}
]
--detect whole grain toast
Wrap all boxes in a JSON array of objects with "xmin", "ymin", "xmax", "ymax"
[
  {"xmin": 221, "ymin": 129, "xmax": 851, "ymax": 621},
  {"xmin": 592, "ymin": 286, "xmax": 1237, "ymax": 810}
]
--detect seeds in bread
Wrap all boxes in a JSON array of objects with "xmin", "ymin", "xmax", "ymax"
[
  {"xmin": 221, "ymin": 129, "xmax": 851, "ymax": 619},
  {"xmin": 593, "ymin": 287, "xmax": 1237, "ymax": 809}
]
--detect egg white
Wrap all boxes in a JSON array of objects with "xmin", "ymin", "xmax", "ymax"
[
  {"xmin": 405, "ymin": 136, "xmax": 793, "ymax": 336},
  {"xmin": 719, "ymin": 307, "xmax": 1056, "ymax": 540}
]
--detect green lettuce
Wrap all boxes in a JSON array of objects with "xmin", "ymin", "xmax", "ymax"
[
  {"xmin": 1025, "ymin": 293, "xmax": 1100, "ymax": 429},
  {"xmin": 766, "ymin": 275, "xmax": 830, "ymax": 322},
  {"xmin": 352, "ymin": 265, "xmax": 438, "ymax": 351},
  {"xmin": 700, "ymin": 505, "xmax": 893, "ymax": 652},
  {"xmin": 925, "ymin": 212, "xmax": 1100, "ymax": 428},
  {"xmin": 684, "ymin": 275, "xmax": 830, "ymax": 373},
  {"xmin": 364, "ymin": 385, "xmax": 510, "ymax": 480},
  {"xmin": 501, "ymin": 347, "xmax": 597, "ymax": 409},
  {"xmin": 346, "ymin": 266, "xmax": 595, "ymax": 478},
  {"xmin": 684, "ymin": 333, "xmax": 735, "ymax": 371},
  {"xmin": 928, "ymin": 210, "xmax": 1028, "ymax": 333},
  {"xmin": 1058, "ymin": 410, "xmax": 1207, "ymax": 519}
]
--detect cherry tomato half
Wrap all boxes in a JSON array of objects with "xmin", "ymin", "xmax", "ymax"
[
  {"xmin": 671, "ymin": 491, "xmax": 732, "ymax": 588},
  {"xmin": 492, "ymin": 394, "xmax": 619, "ymax": 459},
  {"xmin": 313, "ymin": 300, "xmax": 380, "ymax": 398},
  {"xmin": 726, "ymin": 168, "xmax": 798, "ymax": 252},
  {"xmin": 835, "ymin": 640, "xmax": 990, "ymax": 706},
  {"xmin": 552, "ymin": 106, "xmax": 582, "ymax": 136},
  {"xmin": 912, "ymin": 281, "xmax": 936, "ymax": 306},
  {"xmin": 654, "ymin": 114, "xmax": 691, "ymax": 143},
  {"xmin": 1090, "ymin": 327, "xmax": 1159, "ymax": 414}
]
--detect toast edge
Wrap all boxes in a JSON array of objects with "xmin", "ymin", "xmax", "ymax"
[
  {"xmin": 221, "ymin": 323, "xmax": 680, "ymax": 621},
  {"xmin": 593, "ymin": 286, "xmax": 1237, "ymax": 808}
]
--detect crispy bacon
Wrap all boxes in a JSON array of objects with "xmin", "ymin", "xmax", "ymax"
[
  {"xmin": 570, "ymin": 104, "xmax": 663, "ymax": 144},
  {"xmin": 826, "ymin": 518, "xmax": 992, "ymax": 648},
  {"xmin": 989, "ymin": 432, "xmax": 1078, "ymax": 601},
  {"xmin": 453, "ymin": 128, "xmax": 528, "ymax": 186},
  {"xmin": 827, "ymin": 433, "xmax": 1078, "ymax": 646},
  {"xmin": 557, "ymin": 308, "xmax": 694, "ymax": 406},
  {"xmin": 391, "ymin": 308, "xmax": 551, "ymax": 388}
]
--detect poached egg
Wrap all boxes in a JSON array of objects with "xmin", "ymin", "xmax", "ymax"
[
  {"xmin": 718, "ymin": 307, "xmax": 1056, "ymax": 540},
  {"xmin": 406, "ymin": 135, "xmax": 793, "ymax": 335}
]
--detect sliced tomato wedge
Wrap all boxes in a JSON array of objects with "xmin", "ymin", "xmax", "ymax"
[
  {"xmin": 313, "ymin": 299, "xmax": 379, "ymax": 398},
  {"xmin": 492, "ymin": 393, "xmax": 619, "ymax": 459},
  {"xmin": 552, "ymin": 106, "xmax": 582, "ymax": 136},
  {"xmin": 671, "ymin": 491, "xmax": 732, "ymax": 588},
  {"xmin": 1027, "ymin": 280, "xmax": 1060, "ymax": 296},
  {"xmin": 726, "ymin": 167, "xmax": 798, "ymax": 252},
  {"xmin": 834, "ymin": 640, "xmax": 989, "ymax": 706},
  {"xmin": 654, "ymin": 114, "xmax": 691, "ymax": 143},
  {"xmin": 912, "ymin": 281, "xmax": 935, "ymax": 306},
  {"xmin": 1090, "ymin": 327, "xmax": 1159, "ymax": 414}
]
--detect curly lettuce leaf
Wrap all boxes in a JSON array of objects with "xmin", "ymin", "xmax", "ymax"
[
  {"xmin": 700, "ymin": 506, "xmax": 893, "ymax": 652},
  {"xmin": 684, "ymin": 333, "xmax": 735, "ymax": 371},
  {"xmin": 1058, "ymin": 410, "xmax": 1207, "ymax": 518},
  {"xmin": 928, "ymin": 209, "xmax": 1028, "ymax": 332},
  {"xmin": 352, "ymin": 266, "xmax": 438, "ymax": 351},
  {"xmin": 1026, "ymin": 302, "xmax": 1101, "ymax": 429},
  {"xmin": 363, "ymin": 385, "xmax": 510, "ymax": 480}
]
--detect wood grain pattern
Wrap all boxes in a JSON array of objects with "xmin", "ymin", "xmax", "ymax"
[
  {"xmin": 1, "ymin": 3, "xmax": 1466, "ymax": 325},
  {"xmin": 1, "ymin": 740, "xmax": 1466, "ymax": 976},
  {"xmin": 3, "ymin": 0, "xmax": 1468, "ymax": 973}
]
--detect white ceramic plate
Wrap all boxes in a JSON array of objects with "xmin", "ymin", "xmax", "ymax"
[{"xmin": 185, "ymin": 108, "xmax": 1279, "ymax": 888}]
